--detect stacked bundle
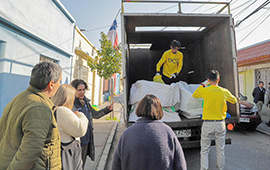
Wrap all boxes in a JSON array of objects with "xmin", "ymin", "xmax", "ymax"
[
  {"xmin": 128, "ymin": 80, "xmax": 181, "ymax": 122},
  {"xmin": 128, "ymin": 80, "xmax": 204, "ymax": 122}
]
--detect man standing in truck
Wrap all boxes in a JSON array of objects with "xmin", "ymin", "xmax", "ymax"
[
  {"xmin": 192, "ymin": 70, "xmax": 237, "ymax": 170},
  {"xmin": 155, "ymin": 40, "xmax": 183, "ymax": 84}
]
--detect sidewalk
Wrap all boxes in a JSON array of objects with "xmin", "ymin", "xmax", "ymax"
[
  {"xmin": 84, "ymin": 94, "xmax": 123, "ymax": 170},
  {"xmin": 256, "ymin": 106, "xmax": 270, "ymax": 135}
]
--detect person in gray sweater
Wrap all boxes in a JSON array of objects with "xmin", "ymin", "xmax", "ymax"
[{"xmin": 112, "ymin": 94, "xmax": 187, "ymax": 170}]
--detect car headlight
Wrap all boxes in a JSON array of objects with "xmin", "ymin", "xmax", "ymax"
[
  {"xmin": 251, "ymin": 105, "xmax": 258, "ymax": 112},
  {"xmin": 240, "ymin": 107, "xmax": 244, "ymax": 112}
]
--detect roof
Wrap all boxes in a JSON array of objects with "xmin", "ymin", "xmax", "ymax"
[{"xmin": 237, "ymin": 39, "xmax": 270, "ymax": 67}]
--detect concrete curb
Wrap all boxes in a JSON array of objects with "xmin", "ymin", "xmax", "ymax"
[
  {"xmin": 96, "ymin": 121, "xmax": 119, "ymax": 170},
  {"xmin": 256, "ymin": 128, "xmax": 270, "ymax": 136}
]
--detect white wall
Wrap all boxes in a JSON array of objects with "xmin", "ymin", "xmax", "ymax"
[
  {"xmin": 0, "ymin": 0, "xmax": 75, "ymax": 115},
  {"xmin": 0, "ymin": 0, "xmax": 74, "ymax": 52}
]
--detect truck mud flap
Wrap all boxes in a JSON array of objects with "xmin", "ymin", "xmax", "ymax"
[
  {"xmin": 211, "ymin": 138, "xmax": 231, "ymax": 145},
  {"xmin": 180, "ymin": 138, "xmax": 231, "ymax": 148},
  {"xmin": 180, "ymin": 141, "xmax": 201, "ymax": 148}
]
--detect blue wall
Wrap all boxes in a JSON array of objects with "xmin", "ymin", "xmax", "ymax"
[
  {"xmin": 0, "ymin": 21, "xmax": 73, "ymax": 117},
  {"xmin": 0, "ymin": 73, "xmax": 30, "ymax": 115}
]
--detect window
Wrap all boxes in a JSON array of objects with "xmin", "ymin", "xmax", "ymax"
[
  {"xmin": 255, "ymin": 68, "xmax": 270, "ymax": 86},
  {"xmin": 78, "ymin": 64, "xmax": 88, "ymax": 82}
]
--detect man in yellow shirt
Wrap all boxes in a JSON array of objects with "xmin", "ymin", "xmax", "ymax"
[
  {"xmin": 155, "ymin": 40, "xmax": 183, "ymax": 84},
  {"xmin": 192, "ymin": 70, "xmax": 237, "ymax": 170}
]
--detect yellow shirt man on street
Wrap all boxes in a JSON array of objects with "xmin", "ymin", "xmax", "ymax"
[
  {"xmin": 156, "ymin": 40, "xmax": 183, "ymax": 84},
  {"xmin": 192, "ymin": 70, "xmax": 237, "ymax": 170}
]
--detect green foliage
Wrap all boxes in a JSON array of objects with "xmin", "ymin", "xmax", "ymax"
[
  {"xmin": 87, "ymin": 32, "xmax": 122, "ymax": 79},
  {"xmin": 105, "ymin": 116, "xmax": 118, "ymax": 121}
]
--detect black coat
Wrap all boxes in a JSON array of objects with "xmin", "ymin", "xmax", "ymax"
[
  {"xmin": 74, "ymin": 97, "xmax": 111, "ymax": 161},
  {"xmin": 252, "ymin": 87, "xmax": 266, "ymax": 104}
]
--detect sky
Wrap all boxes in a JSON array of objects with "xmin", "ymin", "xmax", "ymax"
[{"xmin": 60, "ymin": 0, "xmax": 270, "ymax": 50}]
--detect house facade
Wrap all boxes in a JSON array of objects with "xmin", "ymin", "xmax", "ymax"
[
  {"xmin": 238, "ymin": 39, "xmax": 270, "ymax": 103},
  {"xmin": 0, "ymin": 0, "xmax": 75, "ymax": 115},
  {"xmin": 72, "ymin": 27, "xmax": 103, "ymax": 106}
]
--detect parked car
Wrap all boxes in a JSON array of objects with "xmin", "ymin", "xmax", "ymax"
[{"xmin": 238, "ymin": 93, "xmax": 262, "ymax": 131}]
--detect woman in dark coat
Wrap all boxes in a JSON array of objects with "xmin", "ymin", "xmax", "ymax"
[
  {"xmin": 71, "ymin": 79, "xmax": 113, "ymax": 168},
  {"xmin": 112, "ymin": 94, "xmax": 187, "ymax": 170}
]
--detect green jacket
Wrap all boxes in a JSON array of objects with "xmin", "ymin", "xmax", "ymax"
[{"xmin": 0, "ymin": 86, "xmax": 61, "ymax": 170}]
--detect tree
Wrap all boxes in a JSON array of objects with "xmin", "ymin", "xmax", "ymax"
[
  {"xmin": 88, "ymin": 32, "xmax": 122, "ymax": 79},
  {"xmin": 87, "ymin": 32, "xmax": 122, "ymax": 118}
]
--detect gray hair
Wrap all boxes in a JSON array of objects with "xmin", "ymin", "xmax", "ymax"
[{"xmin": 30, "ymin": 62, "xmax": 62, "ymax": 90}]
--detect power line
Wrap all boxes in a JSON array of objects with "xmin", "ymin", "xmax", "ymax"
[
  {"xmin": 202, "ymin": 0, "xmax": 238, "ymax": 14},
  {"xmin": 190, "ymin": 0, "xmax": 212, "ymax": 13},
  {"xmin": 234, "ymin": 0, "xmax": 258, "ymax": 18},
  {"xmin": 231, "ymin": 0, "xmax": 239, "ymax": 5},
  {"xmin": 201, "ymin": 4, "xmax": 220, "ymax": 13},
  {"xmin": 230, "ymin": 0, "xmax": 253, "ymax": 12},
  {"xmin": 238, "ymin": 12, "xmax": 270, "ymax": 44},
  {"xmin": 262, "ymin": 27, "xmax": 270, "ymax": 37},
  {"xmin": 236, "ymin": 8, "xmax": 269, "ymax": 32},
  {"xmin": 235, "ymin": 0, "xmax": 270, "ymax": 27},
  {"xmin": 155, "ymin": 4, "xmax": 177, "ymax": 13}
]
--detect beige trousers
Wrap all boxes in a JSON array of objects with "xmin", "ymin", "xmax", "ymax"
[{"xmin": 201, "ymin": 120, "xmax": 226, "ymax": 170}]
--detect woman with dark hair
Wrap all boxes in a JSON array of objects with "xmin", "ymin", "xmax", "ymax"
[
  {"xmin": 70, "ymin": 79, "xmax": 113, "ymax": 168},
  {"xmin": 112, "ymin": 94, "xmax": 187, "ymax": 170}
]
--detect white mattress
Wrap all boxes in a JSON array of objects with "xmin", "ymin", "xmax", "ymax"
[
  {"xmin": 128, "ymin": 103, "xmax": 181, "ymax": 122},
  {"xmin": 129, "ymin": 80, "xmax": 180, "ymax": 107},
  {"xmin": 177, "ymin": 81, "xmax": 203, "ymax": 118},
  {"xmin": 128, "ymin": 80, "xmax": 204, "ymax": 120}
]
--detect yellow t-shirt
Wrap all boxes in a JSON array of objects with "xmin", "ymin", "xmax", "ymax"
[
  {"xmin": 192, "ymin": 85, "xmax": 237, "ymax": 120},
  {"xmin": 156, "ymin": 49, "xmax": 183, "ymax": 78}
]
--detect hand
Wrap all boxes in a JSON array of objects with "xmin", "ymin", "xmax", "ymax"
[
  {"xmin": 108, "ymin": 102, "xmax": 114, "ymax": 111},
  {"xmin": 202, "ymin": 80, "xmax": 209, "ymax": 86},
  {"xmin": 155, "ymin": 72, "xmax": 160, "ymax": 76},
  {"xmin": 170, "ymin": 73, "xmax": 177, "ymax": 79},
  {"xmin": 74, "ymin": 111, "xmax": 79, "ymax": 115}
]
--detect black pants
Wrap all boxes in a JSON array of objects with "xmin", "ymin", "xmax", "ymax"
[
  {"xmin": 162, "ymin": 74, "xmax": 178, "ymax": 84},
  {"xmin": 81, "ymin": 144, "xmax": 88, "ymax": 169}
]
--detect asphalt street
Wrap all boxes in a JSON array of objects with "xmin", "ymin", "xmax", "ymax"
[
  {"xmin": 86, "ymin": 94, "xmax": 270, "ymax": 170},
  {"xmin": 184, "ymin": 129, "xmax": 270, "ymax": 170}
]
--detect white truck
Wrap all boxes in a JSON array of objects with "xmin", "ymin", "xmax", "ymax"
[{"xmin": 121, "ymin": 0, "xmax": 240, "ymax": 148}]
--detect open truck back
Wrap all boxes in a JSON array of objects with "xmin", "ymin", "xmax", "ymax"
[{"xmin": 121, "ymin": 1, "xmax": 240, "ymax": 148}]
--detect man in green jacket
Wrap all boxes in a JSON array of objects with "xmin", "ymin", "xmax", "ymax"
[{"xmin": 0, "ymin": 62, "xmax": 62, "ymax": 170}]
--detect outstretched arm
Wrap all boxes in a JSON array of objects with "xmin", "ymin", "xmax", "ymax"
[
  {"xmin": 192, "ymin": 85, "xmax": 204, "ymax": 99},
  {"xmin": 90, "ymin": 103, "xmax": 113, "ymax": 119},
  {"xmin": 226, "ymin": 90, "xmax": 237, "ymax": 104}
]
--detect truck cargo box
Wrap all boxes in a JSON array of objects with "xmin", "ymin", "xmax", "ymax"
[{"xmin": 121, "ymin": 3, "xmax": 240, "ymax": 148}]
